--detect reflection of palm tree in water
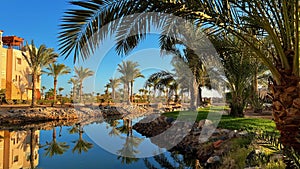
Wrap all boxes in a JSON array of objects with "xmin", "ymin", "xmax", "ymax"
[
  {"xmin": 69, "ymin": 124, "xmax": 93, "ymax": 154},
  {"xmin": 117, "ymin": 118, "xmax": 132, "ymax": 136},
  {"xmin": 30, "ymin": 128, "xmax": 36, "ymax": 169},
  {"xmin": 106, "ymin": 119, "xmax": 121, "ymax": 137},
  {"xmin": 116, "ymin": 118, "xmax": 143, "ymax": 164},
  {"xmin": 42, "ymin": 127, "xmax": 70, "ymax": 157}
]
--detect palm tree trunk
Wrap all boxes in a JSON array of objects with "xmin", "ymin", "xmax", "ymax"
[
  {"xmin": 31, "ymin": 73, "xmax": 37, "ymax": 107},
  {"xmin": 197, "ymin": 85, "xmax": 202, "ymax": 107},
  {"xmin": 72, "ymin": 86, "xmax": 76, "ymax": 100},
  {"xmin": 253, "ymin": 66, "xmax": 258, "ymax": 94},
  {"xmin": 270, "ymin": 74, "xmax": 300, "ymax": 151},
  {"xmin": 230, "ymin": 92, "xmax": 245, "ymax": 117},
  {"xmin": 153, "ymin": 87, "xmax": 156, "ymax": 101},
  {"xmin": 53, "ymin": 127, "xmax": 57, "ymax": 140},
  {"xmin": 127, "ymin": 83, "xmax": 130, "ymax": 104},
  {"xmin": 54, "ymin": 78, "xmax": 57, "ymax": 102},
  {"xmin": 112, "ymin": 87, "xmax": 115, "ymax": 100},
  {"xmin": 130, "ymin": 81, "xmax": 134, "ymax": 103},
  {"xmin": 79, "ymin": 82, "xmax": 83, "ymax": 103},
  {"xmin": 190, "ymin": 77, "xmax": 198, "ymax": 110},
  {"xmin": 123, "ymin": 84, "xmax": 127, "ymax": 102}
]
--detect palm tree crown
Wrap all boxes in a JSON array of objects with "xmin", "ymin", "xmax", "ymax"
[
  {"xmin": 74, "ymin": 66, "xmax": 94, "ymax": 102},
  {"xmin": 22, "ymin": 40, "xmax": 58, "ymax": 107},
  {"xmin": 43, "ymin": 63, "xmax": 70, "ymax": 101},
  {"xmin": 117, "ymin": 61, "xmax": 144, "ymax": 103},
  {"xmin": 108, "ymin": 78, "xmax": 121, "ymax": 100}
]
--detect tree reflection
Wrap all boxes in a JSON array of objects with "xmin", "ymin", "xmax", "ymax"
[
  {"xmin": 107, "ymin": 120, "xmax": 121, "ymax": 137},
  {"xmin": 116, "ymin": 118, "xmax": 143, "ymax": 164},
  {"xmin": 70, "ymin": 124, "xmax": 94, "ymax": 154},
  {"xmin": 42, "ymin": 127, "xmax": 70, "ymax": 157},
  {"xmin": 30, "ymin": 128, "xmax": 37, "ymax": 169}
]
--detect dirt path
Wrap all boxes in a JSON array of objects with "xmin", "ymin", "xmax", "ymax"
[{"xmin": 244, "ymin": 109, "xmax": 273, "ymax": 120}]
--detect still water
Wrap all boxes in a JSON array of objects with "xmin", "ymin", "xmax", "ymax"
[{"xmin": 0, "ymin": 116, "xmax": 197, "ymax": 169}]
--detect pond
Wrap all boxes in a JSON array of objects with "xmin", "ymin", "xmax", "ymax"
[{"xmin": 0, "ymin": 116, "xmax": 198, "ymax": 169}]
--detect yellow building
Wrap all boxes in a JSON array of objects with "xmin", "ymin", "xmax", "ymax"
[
  {"xmin": 0, "ymin": 30, "xmax": 41, "ymax": 101},
  {"xmin": 0, "ymin": 130, "xmax": 40, "ymax": 169}
]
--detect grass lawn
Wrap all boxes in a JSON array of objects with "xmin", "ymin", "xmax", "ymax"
[{"xmin": 162, "ymin": 106, "xmax": 277, "ymax": 133}]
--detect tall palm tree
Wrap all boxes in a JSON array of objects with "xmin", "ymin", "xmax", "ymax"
[
  {"xmin": 22, "ymin": 40, "xmax": 57, "ymax": 107},
  {"xmin": 42, "ymin": 127, "xmax": 70, "ymax": 157},
  {"xmin": 59, "ymin": 1, "xmax": 300, "ymax": 150},
  {"xmin": 120, "ymin": 76, "xmax": 129, "ymax": 102},
  {"xmin": 145, "ymin": 74, "xmax": 160, "ymax": 100},
  {"xmin": 108, "ymin": 78, "xmax": 120, "ymax": 100},
  {"xmin": 68, "ymin": 77, "xmax": 78, "ymax": 100},
  {"xmin": 43, "ymin": 63, "xmax": 70, "ymax": 101},
  {"xmin": 117, "ymin": 61, "xmax": 144, "ymax": 103},
  {"xmin": 146, "ymin": 71, "xmax": 177, "ymax": 104},
  {"xmin": 74, "ymin": 66, "xmax": 94, "ymax": 102}
]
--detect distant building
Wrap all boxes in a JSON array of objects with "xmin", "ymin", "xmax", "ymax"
[
  {"xmin": 0, "ymin": 130, "xmax": 40, "ymax": 169},
  {"xmin": 0, "ymin": 30, "xmax": 41, "ymax": 100}
]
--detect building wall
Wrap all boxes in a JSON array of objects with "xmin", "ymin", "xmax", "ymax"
[
  {"xmin": 0, "ymin": 47, "xmax": 7, "ymax": 89},
  {"xmin": 0, "ymin": 45, "xmax": 41, "ymax": 100}
]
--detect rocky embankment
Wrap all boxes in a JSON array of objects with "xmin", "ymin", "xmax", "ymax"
[
  {"xmin": 99, "ymin": 104, "xmax": 156, "ymax": 119},
  {"xmin": 0, "ymin": 105, "xmax": 153, "ymax": 129},
  {"xmin": 0, "ymin": 107, "xmax": 102, "ymax": 126},
  {"xmin": 133, "ymin": 115, "xmax": 251, "ymax": 166}
]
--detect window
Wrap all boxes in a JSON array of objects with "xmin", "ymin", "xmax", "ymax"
[
  {"xmin": 13, "ymin": 155, "xmax": 18, "ymax": 162},
  {"xmin": 17, "ymin": 58, "xmax": 21, "ymax": 64}
]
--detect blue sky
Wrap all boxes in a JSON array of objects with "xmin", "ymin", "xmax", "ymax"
[{"xmin": 0, "ymin": 0, "xmax": 174, "ymax": 95}]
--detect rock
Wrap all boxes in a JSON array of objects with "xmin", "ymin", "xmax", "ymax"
[
  {"xmin": 229, "ymin": 130, "xmax": 237, "ymax": 138},
  {"xmin": 237, "ymin": 131, "xmax": 249, "ymax": 137},
  {"xmin": 198, "ymin": 119, "xmax": 213, "ymax": 128},
  {"xmin": 207, "ymin": 156, "xmax": 221, "ymax": 164},
  {"xmin": 213, "ymin": 140, "xmax": 223, "ymax": 149},
  {"xmin": 220, "ymin": 129, "xmax": 231, "ymax": 134},
  {"xmin": 166, "ymin": 117, "xmax": 175, "ymax": 123}
]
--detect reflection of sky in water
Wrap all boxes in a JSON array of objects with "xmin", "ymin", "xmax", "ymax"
[
  {"xmin": 36, "ymin": 117, "xmax": 185, "ymax": 169},
  {"xmin": 85, "ymin": 117, "xmax": 167, "ymax": 158}
]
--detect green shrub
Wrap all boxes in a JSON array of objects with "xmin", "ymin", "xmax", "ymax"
[{"xmin": 221, "ymin": 148, "xmax": 252, "ymax": 169}]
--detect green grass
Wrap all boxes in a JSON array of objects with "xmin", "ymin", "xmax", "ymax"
[{"xmin": 162, "ymin": 106, "xmax": 277, "ymax": 133}]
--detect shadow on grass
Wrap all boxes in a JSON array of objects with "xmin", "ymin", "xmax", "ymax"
[{"xmin": 162, "ymin": 107, "xmax": 276, "ymax": 133}]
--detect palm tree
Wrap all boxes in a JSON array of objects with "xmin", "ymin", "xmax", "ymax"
[
  {"xmin": 120, "ymin": 76, "xmax": 129, "ymax": 102},
  {"xmin": 146, "ymin": 71, "xmax": 177, "ymax": 105},
  {"xmin": 42, "ymin": 127, "xmax": 70, "ymax": 157},
  {"xmin": 74, "ymin": 66, "xmax": 94, "ymax": 102},
  {"xmin": 108, "ymin": 78, "xmax": 120, "ymax": 100},
  {"xmin": 68, "ymin": 78, "xmax": 78, "ymax": 100},
  {"xmin": 59, "ymin": 1, "xmax": 300, "ymax": 150},
  {"xmin": 117, "ymin": 61, "xmax": 144, "ymax": 103},
  {"xmin": 145, "ymin": 74, "xmax": 160, "ymax": 101},
  {"xmin": 160, "ymin": 25, "xmax": 211, "ymax": 109},
  {"xmin": 43, "ymin": 63, "xmax": 70, "ymax": 101},
  {"xmin": 22, "ymin": 40, "xmax": 57, "ymax": 107}
]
